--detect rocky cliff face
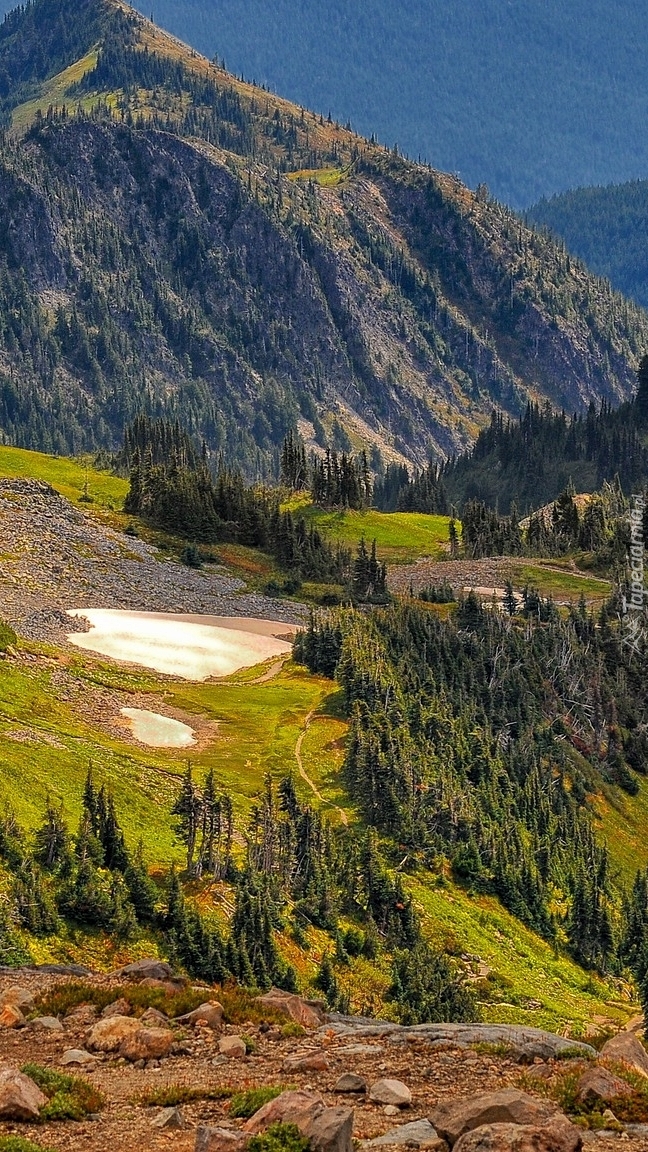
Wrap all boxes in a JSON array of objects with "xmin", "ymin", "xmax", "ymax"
[{"xmin": 0, "ymin": 0, "xmax": 646, "ymax": 467}]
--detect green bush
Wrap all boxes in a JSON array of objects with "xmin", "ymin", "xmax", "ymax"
[
  {"xmin": 0, "ymin": 1139, "xmax": 54, "ymax": 1152},
  {"xmin": 21, "ymin": 1064, "xmax": 104, "ymax": 1121},
  {"xmin": 248, "ymin": 1123, "xmax": 310, "ymax": 1152},
  {"xmin": 230, "ymin": 1086, "xmax": 286, "ymax": 1119},
  {"xmin": 0, "ymin": 620, "xmax": 16, "ymax": 652}
]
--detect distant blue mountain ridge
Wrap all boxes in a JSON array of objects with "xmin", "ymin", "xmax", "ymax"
[{"xmin": 2, "ymin": 0, "xmax": 645, "ymax": 207}]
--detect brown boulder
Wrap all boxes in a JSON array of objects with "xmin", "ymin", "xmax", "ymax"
[
  {"xmin": 431, "ymin": 1090, "xmax": 557, "ymax": 1146},
  {"xmin": 101, "ymin": 998, "xmax": 133, "ymax": 1019},
  {"xmin": 119, "ymin": 1026, "xmax": 174, "ymax": 1061},
  {"xmin": 0, "ymin": 1069, "xmax": 48, "ymax": 1121},
  {"xmin": 196, "ymin": 1127, "xmax": 250, "ymax": 1152},
  {"xmin": 304, "ymin": 1106, "xmax": 354, "ymax": 1152},
  {"xmin": 245, "ymin": 1089, "xmax": 325, "ymax": 1134},
  {"xmin": 575, "ymin": 1066, "xmax": 633, "ymax": 1106},
  {"xmin": 283, "ymin": 1051, "xmax": 330, "ymax": 1073},
  {"xmin": 86, "ymin": 1014, "xmax": 142, "ymax": 1052},
  {"xmin": 140, "ymin": 1006, "xmax": 169, "ymax": 1026},
  {"xmin": 0, "ymin": 987, "xmax": 34, "ymax": 1012},
  {"xmin": 453, "ymin": 1117, "xmax": 582, "ymax": 1152},
  {"xmin": 0, "ymin": 1004, "xmax": 24, "ymax": 1029},
  {"xmin": 369, "ymin": 1080, "xmax": 412, "ymax": 1108},
  {"xmin": 177, "ymin": 1002, "xmax": 224, "ymax": 1029},
  {"xmin": 118, "ymin": 958, "xmax": 176, "ymax": 982},
  {"xmin": 258, "ymin": 987, "xmax": 325, "ymax": 1029},
  {"xmin": 600, "ymin": 1032, "xmax": 648, "ymax": 1079},
  {"xmin": 219, "ymin": 1035, "xmax": 247, "ymax": 1059}
]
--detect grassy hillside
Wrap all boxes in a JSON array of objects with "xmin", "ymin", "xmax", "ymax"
[
  {"xmin": 0, "ymin": 446, "xmax": 128, "ymax": 508},
  {"xmin": 0, "ymin": 636, "xmax": 639, "ymax": 1033},
  {"xmin": 283, "ymin": 498, "xmax": 452, "ymax": 564}
]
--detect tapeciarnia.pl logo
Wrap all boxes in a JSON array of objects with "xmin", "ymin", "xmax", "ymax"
[{"xmin": 622, "ymin": 494, "xmax": 646, "ymax": 653}]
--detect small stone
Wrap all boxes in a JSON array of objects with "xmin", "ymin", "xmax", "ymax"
[
  {"xmin": 369, "ymin": 1080, "xmax": 412, "ymax": 1108},
  {"xmin": 334, "ymin": 1074, "xmax": 367, "ymax": 1093},
  {"xmin": 219, "ymin": 1035, "xmax": 247, "ymax": 1059},
  {"xmin": 195, "ymin": 1126, "xmax": 250, "ymax": 1152},
  {"xmin": 601, "ymin": 1110, "xmax": 618, "ymax": 1126},
  {"xmin": 0, "ymin": 1069, "xmax": 48, "ymax": 1120},
  {"xmin": 152, "ymin": 1105, "xmax": 187, "ymax": 1129},
  {"xmin": 31, "ymin": 1015, "xmax": 64, "ymax": 1032},
  {"xmin": 0, "ymin": 1003, "xmax": 24, "ymax": 1029},
  {"xmin": 60, "ymin": 1049, "xmax": 98, "ymax": 1067},
  {"xmin": 101, "ymin": 998, "xmax": 132, "ymax": 1019},
  {"xmin": 283, "ymin": 1051, "xmax": 330, "ymax": 1073},
  {"xmin": 384, "ymin": 1105, "xmax": 400, "ymax": 1116},
  {"xmin": 177, "ymin": 1002, "xmax": 224, "ymax": 1030},
  {"xmin": 363, "ymin": 1120, "xmax": 444, "ymax": 1149},
  {"xmin": 140, "ymin": 1007, "xmax": 168, "ymax": 1026}
]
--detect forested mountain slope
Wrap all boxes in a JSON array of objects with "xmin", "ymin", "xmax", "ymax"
[
  {"xmin": 4, "ymin": 0, "xmax": 646, "ymax": 208},
  {"xmin": 527, "ymin": 181, "xmax": 648, "ymax": 310},
  {"xmin": 0, "ymin": 0, "xmax": 646, "ymax": 472}
]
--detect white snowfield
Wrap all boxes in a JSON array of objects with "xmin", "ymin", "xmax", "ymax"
[
  {"xmin": 121, "ymin": 707, "xmax": 196, "ymax": 748},
  {"xmin": 66, "ymin": 609, "xmax": 295, "ymax": 680}
]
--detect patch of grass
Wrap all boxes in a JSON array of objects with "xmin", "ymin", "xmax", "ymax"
[
  {"xmin": 34, "ymin": 981, "xmax": 286, "ymax": 1027},
  {"xmin": 0, "ymin": 1139, "xmax": 54, "ymax": 1152},
  {"xmin": 248, "ymin": 1125, "xmax": 310, "ymax": 1152},
  {"xmin": 281, "ymin": 1022, "xmax": 306, "ymax": 1039},
  {"xmin": 0, "ymin": 446, "xmax": 127, "ymax": 510},
  {"xmin": 21, "ymin": 1064, "xmax": 104, "ymax": 1121},
  {"xmin": 281, "ymin": 499, "xmax": 451, "ymax": 564},
  {"xmin": 510, "ymin": 562, "xmax": 611, "ymax": 602},
  {"xmin": 136, "ymin": 1084, "xmax": 235, "ymax": 1107},
  {"xmin": 230, "ymin": 1086, "xmax": 287, "ymax": 1118},
  {"xmin": 286, "ymin": 166, "xmax": 350, "ymax": 187},
  {"xmin": 241, "ymin": 1033, "xmax": 258, "ymax": 1054},
  {"xmin": 410, "ymin": 877, "xmax": 633, "ymax": 1035},
  {"xmin": 470, "ymin": 1041, "xmax": 512, "ymax": 1057}
]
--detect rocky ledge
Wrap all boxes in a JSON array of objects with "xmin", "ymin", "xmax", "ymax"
[
  {"xmin": 0, "ymin": 961, "xmax": 643, "ymax": 1152},
  {"xmin": 0, "ymin": 479, "xmax": 305, "ymax": 642}
]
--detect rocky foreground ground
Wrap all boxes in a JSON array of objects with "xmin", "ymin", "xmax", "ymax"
[
  {"xmin": 0, "ymin": 480, "xmax": 305, "ymax": 645},
  {"xmin": 0, "ymin": 961, "xmax": 646, "ymax": 1152}
]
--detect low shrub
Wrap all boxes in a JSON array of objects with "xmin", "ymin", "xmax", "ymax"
[
  {"xmin": 137, "ymin": 1084, "xmax": 235, "ymax": 1107},
  {"xmin": 230, "ymin": 1086, "xmax": 287, "ymax": 1119},
  {"xmin": 0, "ymin": 1139, "xmax": 54, "ymax": 1152},
  {"xmin": 21, "ymin": 1064, "xmax": 104, "ymax": 1121},
  {"xmin": 0, "ymin": 620, "xmax": 16, "ymax": 653},
  {"xmin": 248, "ymin": 1123, "xmax": 310, "ymax": 1152}
]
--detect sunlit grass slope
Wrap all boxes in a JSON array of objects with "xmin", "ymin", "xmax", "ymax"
[
  {"xmin": 283, "ymin": 497, "xmax": 452, "ymax": 564},
  {"xmin": 0, "ymin": 446, "xmax": 128, "ymax": 509}
]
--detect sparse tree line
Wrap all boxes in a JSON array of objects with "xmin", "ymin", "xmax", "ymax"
[
  {"xmin": 0, "ymin": 763, "xmax": 478, "ymax": 1024},
  {"xmin": 295, "ymin": 594, "xmax": 648, "ymax": 993},
  {"xmin": 124, "ymin": 418, "xmax": 389, "ymax": 601}
]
